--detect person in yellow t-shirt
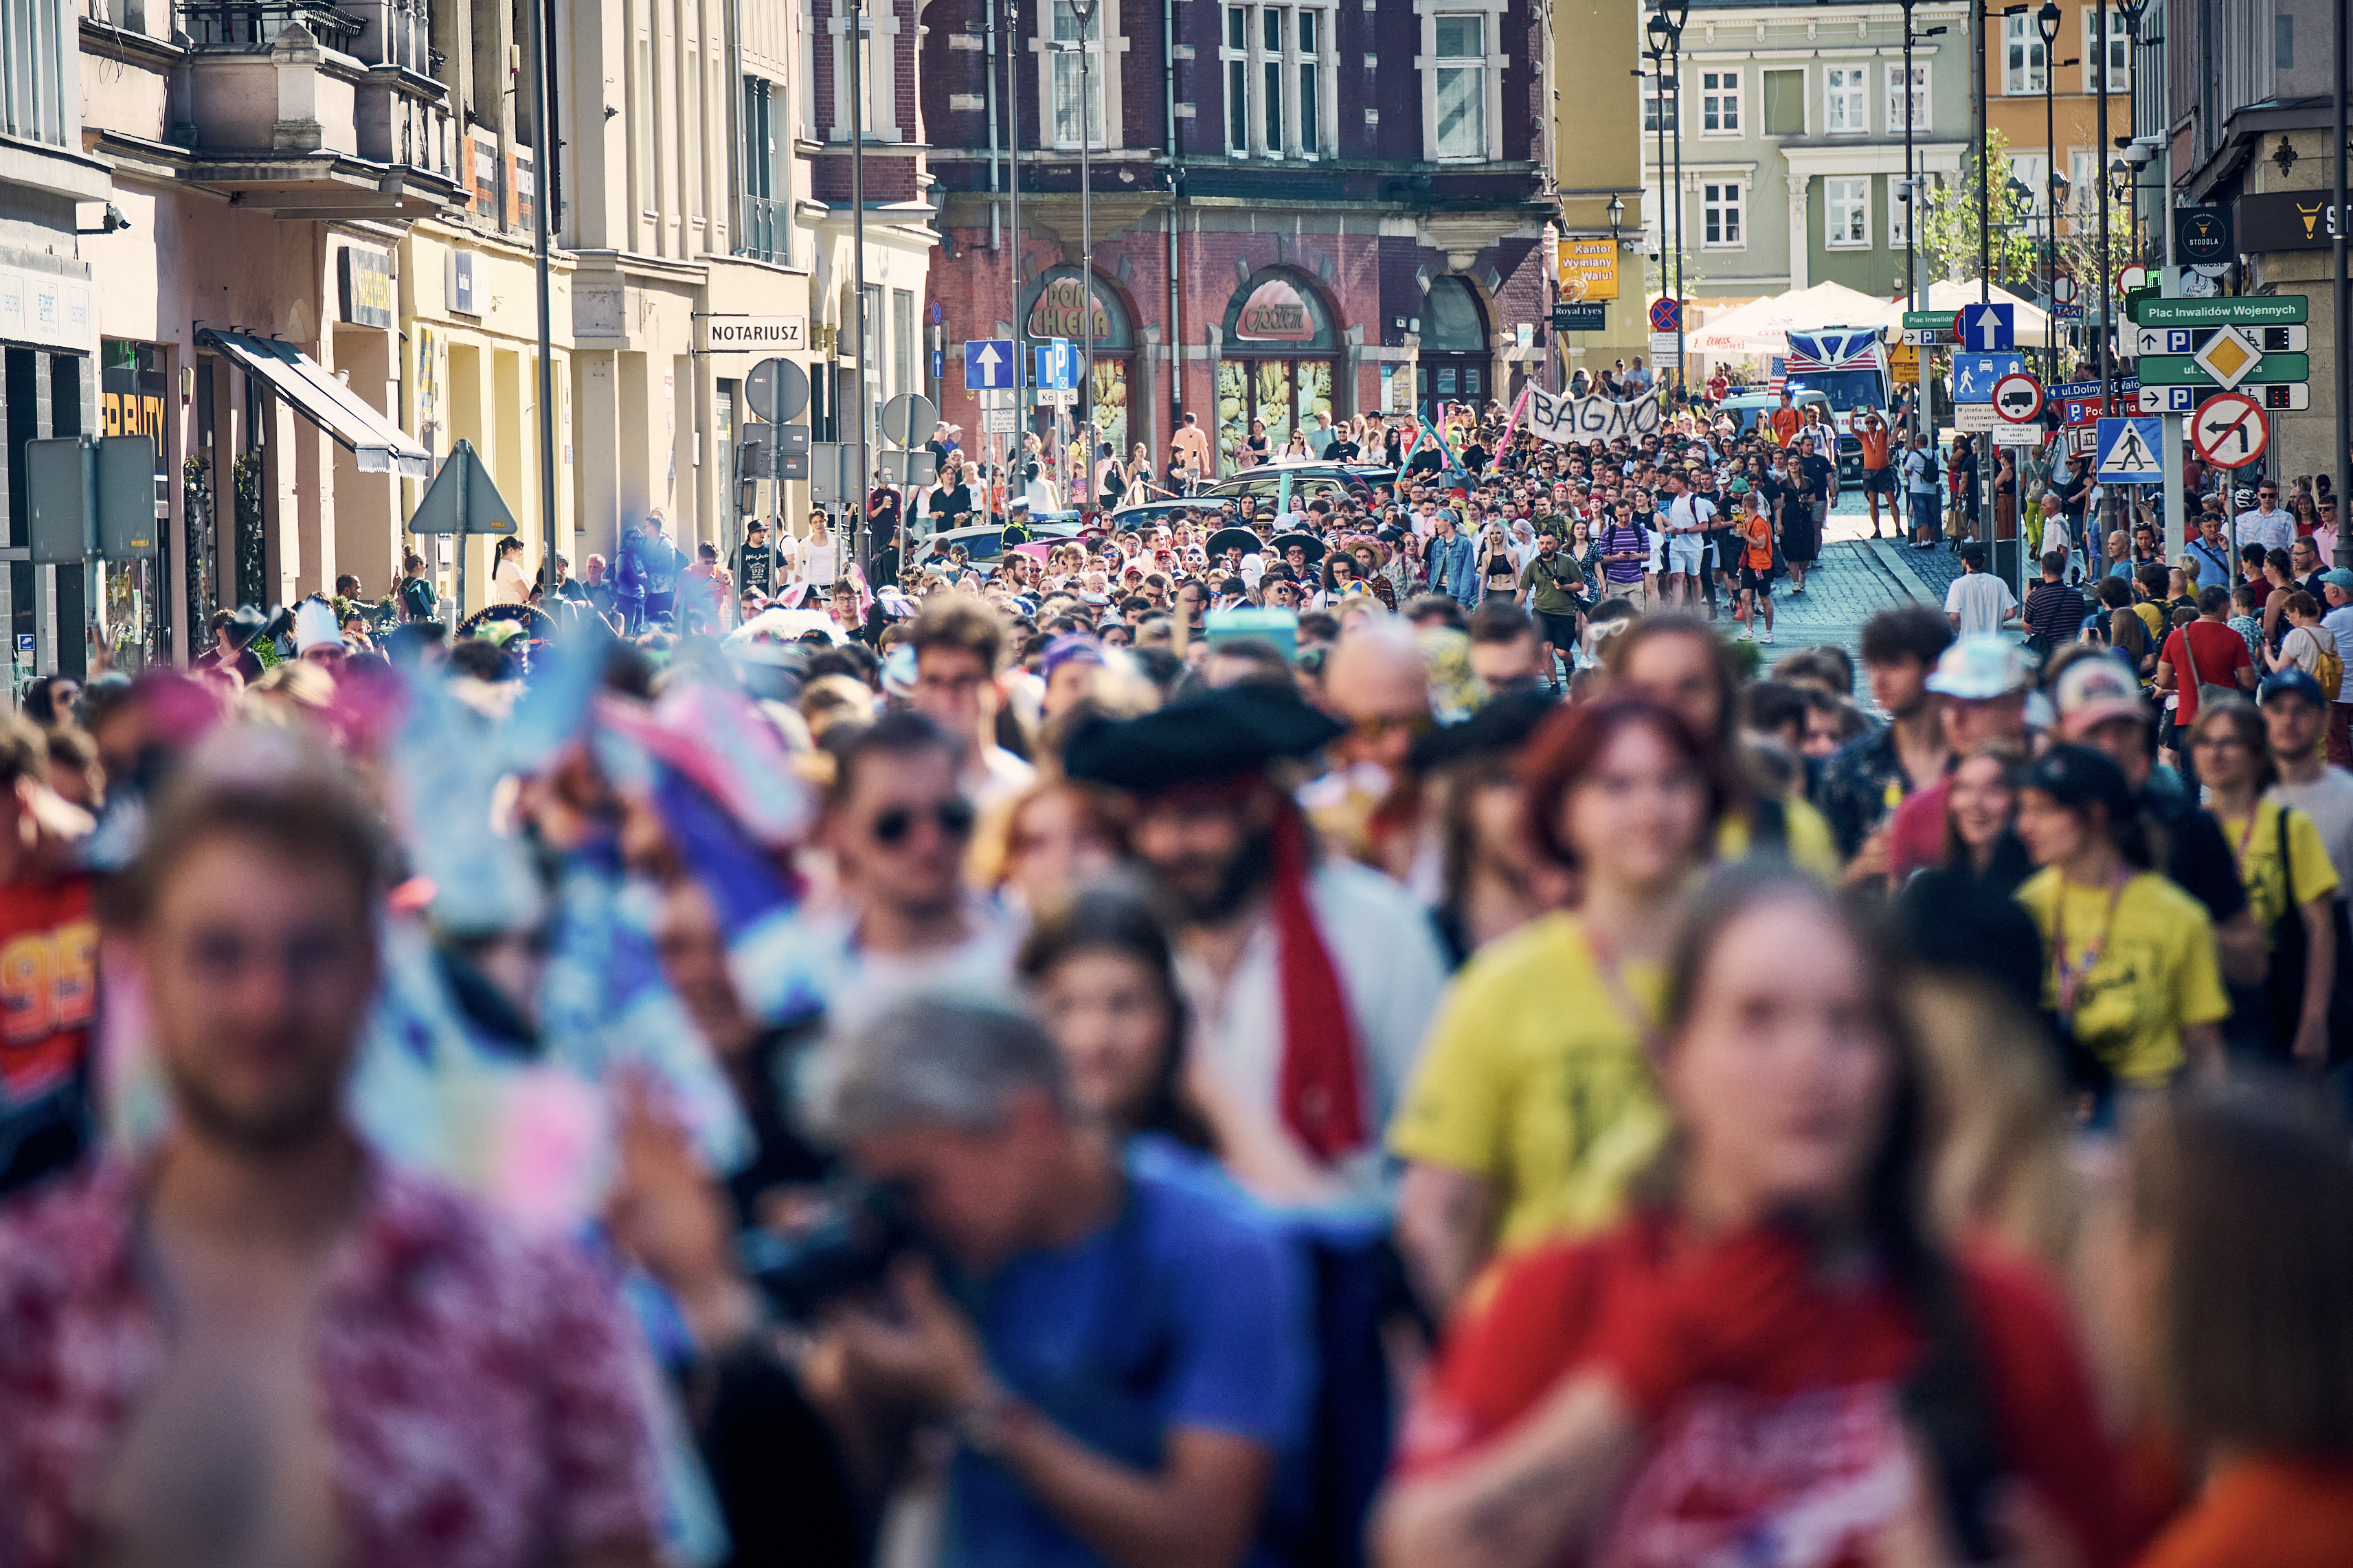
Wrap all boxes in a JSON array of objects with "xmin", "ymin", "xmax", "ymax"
[
  {"xmin": 1388, "ymin": 697, "xmax": 1715, "ymax": 1319},
  {"xmin": 2188, "ymin": 695, "xmax": 2340, "ymax": 1063},
  {"xmin": 1602, "ymin": 615, "xmax": 1842, "ymax": 880},
  {"xmin": 2014, "ymin": 744, "xmax": 2230, "ymax": 1091}
]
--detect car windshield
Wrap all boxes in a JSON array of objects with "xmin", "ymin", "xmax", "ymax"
[{"xmin": 1783, "ymin": 372, "xmax": 1881, "ymax": 414}]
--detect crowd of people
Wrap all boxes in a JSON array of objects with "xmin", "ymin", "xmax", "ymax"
[{"xmin": 3, "ymin": 386, "xmax": 2353, "ymax": 1568}]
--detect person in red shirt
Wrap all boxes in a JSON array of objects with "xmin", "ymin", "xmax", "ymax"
[
  {"xmin": 1766, "ymin": 391, "xmax": 1803, "ymax": 449},
  {"xmin": 1856, "ymin": 411, "xmax": 1898, "ymax": 538},
  {"xmin": 1884, "ymin": 636, "xmax": 2036, "ymax": 883},
  {"xmin": 0, "ymin": 712, "xmax": 96, "ymax": 1196},
  {"xmin": 2153, "ymin": 586, "xmax": 2259, "ymax": 768},
  {"xmin": 1375, "ymin": 866, "xmax": 2118, "ymax": 1568},
  {"xmin": 2117, "ymin": 1084, "xmax": 2353, "ymax": 1568}
]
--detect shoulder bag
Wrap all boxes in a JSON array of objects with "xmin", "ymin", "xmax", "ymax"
[{"xmin": 2177, "ymin": 624, "xmax": 2240, "ymax": 716}]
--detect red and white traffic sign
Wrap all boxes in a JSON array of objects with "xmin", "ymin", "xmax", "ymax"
[
  {"xmin": 1993, "ymin": 372, "xmax": 2045, "ymax": 423},
  {"xmin": 2050, "ymin": 274, "xmax": 2080, "ymax": 308},
  {"xmin": 2190, "ymin": 391, "xmax": 2270, "ymax": 469},
  {"xmin": 2115, "ymin": 264, "xmax": 2151, "ymax": 294}
]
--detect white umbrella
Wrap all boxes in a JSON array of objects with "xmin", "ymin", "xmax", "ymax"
[
  {"xmin": 1686, "ymin": 282, "xmax": 1893, "ymax": 355},
  {"xmin": 1868, "ymin": 279, "xmax": 2052, "ymax": 343}
]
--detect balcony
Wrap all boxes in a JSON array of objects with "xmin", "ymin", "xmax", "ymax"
[{"xmin": 157, "ymin": 0, "xmax": 462, "ymax": 219}]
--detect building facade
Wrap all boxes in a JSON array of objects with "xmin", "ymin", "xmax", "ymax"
[
  {"xmin": 1642, "ymin": 0, "xmax": 1974, "ymax": 327},
  {"xmin": 1981, "ymin": 0, "xmax": 2135, "ymax": 249},
  {"xmin": 1552, "ymin": 0, "xmax": 1648, "ymax": 380},
  {"xmin": 917, "ymin": 0, "xmax": 1554, "ymax": 484}
]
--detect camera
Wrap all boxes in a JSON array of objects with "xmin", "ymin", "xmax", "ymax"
[{"xmin": 741, "ymin": 1180, "xmax": 919, "ymax": 1321}]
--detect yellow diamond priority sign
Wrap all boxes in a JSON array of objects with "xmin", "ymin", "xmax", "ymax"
[{"xmin": 2192, "ymin": 326, "xmax": 2262, "ymax": 391}]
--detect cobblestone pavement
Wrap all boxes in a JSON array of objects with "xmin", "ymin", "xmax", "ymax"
[{"xmin": 1677, "ymin": 492, "xmax": 1958, "ymax": 670}]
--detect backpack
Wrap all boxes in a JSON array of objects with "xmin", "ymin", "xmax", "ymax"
[
  {"xmin": 2315, "ymin": 632, "xmax": 2345, "ymax": 701},
  {"xmin": 398, "ymin": 575, "xmax": 437, "ymax": 622}
]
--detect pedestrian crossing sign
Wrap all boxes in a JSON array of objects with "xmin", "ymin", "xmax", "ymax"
[{"xmin": 2095, "ymin": 416, "xmax": 2165, "ymax": 482}]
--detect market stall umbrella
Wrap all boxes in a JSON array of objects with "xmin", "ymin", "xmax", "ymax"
[
  {"xmin": 1268, "ymin": 531, "xmax": 1326, "ymax": 565},
  {"xmin": 1207, "ymin": 525, "xmax": 1263, "ymax": 558},
  {"xmin": 1685, "ymin": 281, "xmax": 1893, "ymax": 356}
]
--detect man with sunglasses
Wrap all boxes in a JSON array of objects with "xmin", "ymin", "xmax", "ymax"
[
  {"xmin": 820, "ymin": 710, "xmax": 1013, "ymax": 1031},
  {"xmin": 2235, "ymin": 481, "xmax": 2293, "ymax": 561}
]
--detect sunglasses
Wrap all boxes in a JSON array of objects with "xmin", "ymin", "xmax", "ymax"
[{"xmin": 869, "ymin": 799, "xmax": 977, "ymax": 847}]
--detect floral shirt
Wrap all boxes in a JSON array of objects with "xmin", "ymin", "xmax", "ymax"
[{"xmin": 0, "ymin": 1156, "xmax": 660, "ymax": 1568}]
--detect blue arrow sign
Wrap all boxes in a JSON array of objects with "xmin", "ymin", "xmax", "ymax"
[
  {"xmin": 2095, "ymin": 416, "xmax": 2165, "ymax": 482},
  {"xmin": 963, "ymin": 338, "xmax": 1017, "ymax": 390},
  {"xmin": 1957, "ymin": 302, "xmax": 2015, "ymax": 352},
  {"xmin": 1953, "ymin": 353, "xmax": 2027, "ymax": 403}
]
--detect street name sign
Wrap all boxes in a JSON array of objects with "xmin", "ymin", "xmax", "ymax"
[
  {"xmin": 2131, "ymin": 324, "xmax": 2306, "ymax": 357},
  {"xmin": 2132, "ymin": 296, "xmax": 2308, "ymax": 327},
  {"xmin": 2136, "ymin": 352, "xmax": 2309, "ymax": 388}
]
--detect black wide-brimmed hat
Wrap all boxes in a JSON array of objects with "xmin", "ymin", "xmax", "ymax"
[
  {"xmin": 1207, "ymin": 525, "xmax": 1261, "ymax": 558},
  {"xmin": 1268, "ymin": 531, "xmax": 1325, "ymax": 564},
  {"xmin": 1062, "ymin": 683, "xmax": 1344, "ymax": 794},
  {"xmin": 1407, "ymin": 689, "xmax": 1562, "ymax": 771}
]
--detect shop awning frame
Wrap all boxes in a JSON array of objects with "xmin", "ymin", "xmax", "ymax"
[{"xmin": 195, "ymin": 328, "xmax": 432, "ymax": 479}]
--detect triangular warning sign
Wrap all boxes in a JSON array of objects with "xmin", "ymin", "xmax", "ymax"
[{"xmin": 407, "ymin": 439, "xmax": 518, "ymax": 535}]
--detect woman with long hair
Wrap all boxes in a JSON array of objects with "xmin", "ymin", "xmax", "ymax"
[
  {"xmin": 1602, "ymin": 615, "xmax": 1840, "ymax": 876},
  {"xmin": 2105, "ymin": 1083, "xmax": 2353, "ymax": 1566},
  {"xmin": 2185, "ymin": 696, "xmax": 2339, "ymax": 1065},
  {"xmin": 1377, "ymin": 865, "xmax": 2118, "ymax": 1568},
  {"xmin": 2011, "ymin": 743, "xmax": 2229, "ymax": 1095},
  {"xmin": 1390, "ymin": 698, "xmax": 1719, "ymax": 1316},
  {"xmin": 1892, "ymin": 742, "xmax": 2047, "ymax": 1018},
  {"xmin": 1016, "ymin": 879, "xmax": 1215, "ymax": 1155}
]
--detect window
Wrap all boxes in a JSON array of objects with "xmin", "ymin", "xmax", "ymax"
[
  {"xmin": 2069, "ymin": 148, "xmax": 2097, "ymax": 219},
  {"xmin": 834, "ymin": 0, "xmax": 897, "ymax": 141},
  {"xmin": 1702, "ymin": 181, "xmax": 1743, "ymax": 247},
  {"xmin": 2082, "ymin": 8, "xmax": 2129, "ymax": 92},
  {"xmin": 2008, "ymin": 152, "xmax": 2049, "ymax": 214},
  {"xmin": 1643, "ymin": 80, "xmax": 1673, "ymax": 134},
  {"xmin": 1885, "ymin": 63, "xmax": 1928, "ymax": 133},
  {"xmin": 739, "ymin": 77, "xmax": 788, "ymax": 264},
  {"xmin": 1228, "ymin": 8, "xmax": 1249, "ymax": 151},
  {"xmin": 1432, "ymin": 14, "xmax": 1487, "ymax": 160},
  {"xmin": 1825, "ymin": 177, "xmax": 1869, "ymax": 247},
  {"xmin": 2004, "ymin": 14, "xmax": 2045, "ymax": 95},
  {"xmin": 1700, "ymin": 69, "xmax": 1739, "ymax": 135},
  {"xmin": 1221, "ymin": 4, "xmax": 1330, "ymax": 157},
  {"xmin": 1050, "ymin": 0, "xmax": 1106, "ymax": 148},
  {"xmin": 0, "ymin": 0, "xmax": 71, "ymax": 147},
  {"xmin": 893, "ymin": 289, "xmax": 916, "ymax": 397},
  {"xmin": 1825, "ymin": 66, "xmax": 1866, "ymax": 133},
  {"xmin": 2275, "ymin": 14, "xmax": 2293, "ymax": 68},
  {"xmin": 1761, "ymin": 68, "xmax": 1805, "ymax": 135}
]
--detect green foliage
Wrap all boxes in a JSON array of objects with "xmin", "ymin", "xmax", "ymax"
[{"xmin": 1919, "ymin": 130, "xmax": 2040, "ymax": 288}]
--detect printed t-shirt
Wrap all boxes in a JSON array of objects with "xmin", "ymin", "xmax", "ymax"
[
  {"xmin": 1388, "ymin": 913, "xmax": 1668, "ymax": 1251},
  {"xmin": 2016, "ymin": 869, "xmax": 2231, "ymax": 1085},
  {"xmin": 0, "ymin": 874, "xmax": 98, "ymax": 1194},
  {"xmin": 958, "ymin": 1155, "xmax": 1311, "ymax": 1568},
  {"xmin": 2209, "ymin": 798, "xmax": 2340, "ymax": 935},
  {"xmin": 2159, "ymin": 622, "xmax": 2254, "ymax": 727},
  {"xmin": 2133, "ymin": 1457, "xmax": 2353, "ymax": 1568},
  {"xmin": 1393, "ymin": 1214, "xmax": 2119, "ymax": 1568}
]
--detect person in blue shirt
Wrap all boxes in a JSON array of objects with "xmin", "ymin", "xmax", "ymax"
[{"xmin": 813, "ymin": 992, "xmax": 1312, "ymax": 1568}]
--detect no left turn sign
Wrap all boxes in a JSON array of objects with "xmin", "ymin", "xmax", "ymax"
[
  {"xmin": 2191, "ymin": 391, "xmax": 2270, "ymax": 470},
  {"xmin": 1993, "ymin": 372, "xmax": 2045, "ymax": 424}
]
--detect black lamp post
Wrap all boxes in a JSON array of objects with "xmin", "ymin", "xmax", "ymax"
[
  {"xmin": 2037, "ymin": 0, "xmax": 2062, "ymax": 380},
  {"xmin": 1641, "ymin": 16, "xmax": 1674, "ymax": 391},
  {"xmin": 1648, "ymin": 1, "xmax": 1689, "ymax": 391}
]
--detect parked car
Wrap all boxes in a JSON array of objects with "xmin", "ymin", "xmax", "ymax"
[
  {"xmin": 1195, "ymin": 462, "xmax": 1375, "ymax": 510},
  {"xmin": 1105, "ymin": 497, "xmax": 1241, "ymax": 533},
  {"xmin": 906, "ymin": 519, "xmax": 1083, "ymax": 573}
]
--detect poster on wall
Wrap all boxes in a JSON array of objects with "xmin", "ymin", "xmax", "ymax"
[{"xmin": 1523, "ymin": 387, "xmax": 1662, "ymax": 444}]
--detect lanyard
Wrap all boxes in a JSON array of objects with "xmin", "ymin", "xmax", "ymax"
[
  {"xmin": 1582, "ymin": 924, "xmax": 1665, "ymax": 1056},
  {"xmin": 2049, "ymin": 870, "xmax": 2132, "ymax": 1026}
]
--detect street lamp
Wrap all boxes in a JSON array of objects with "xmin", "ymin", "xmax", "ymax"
[
  {"xmin": 1608, "ymin": 193, "xmax": 1626, "ymax": 242},
  {"xmin": 2037, "ymin": 0, "xmax": 2063, "ymax": 381},
  {"xmin": 1050, "ymin": 0, "xmax": 1100, "ymax": 484}
]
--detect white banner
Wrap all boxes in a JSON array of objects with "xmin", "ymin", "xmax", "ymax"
[{"xmin": 1524, "ymin": 388, "xmax": 1665, "ymax": 446}]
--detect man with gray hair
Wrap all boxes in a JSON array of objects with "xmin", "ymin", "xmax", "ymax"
[{"xmin": 811, "ymin": 991, "xmax": 1311, "ymax": 1568}]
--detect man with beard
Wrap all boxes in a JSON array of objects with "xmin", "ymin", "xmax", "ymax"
[
  {"xmin": 1064, "ymin": 685, "xmax": 1447, "ymax": 1206},
  {"xmin": 0, "ymin": 728, "xmax": 659, "ymax": 1567}
]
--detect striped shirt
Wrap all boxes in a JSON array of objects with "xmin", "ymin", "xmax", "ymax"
[{"xmin": 1600, "ymin": 523, "xmax": 1649, "ymax": 584}]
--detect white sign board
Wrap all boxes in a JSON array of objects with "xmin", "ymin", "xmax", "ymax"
[
  {"xmin": 1992, "ymin": 422, "xmax": 2046, "ymax": 447},
  {"xmin": 982, "ymin": 406, "xmax": 1019, "ymax": 434},
  {"xmin": 1952, "ymin": 402, "xmax": 2000, "ymax": 433},
  {"xmin": 1524, "ymin": 389, "xmax": 1665, "ymax": 446},
  {"xmin": 701, "ymin": 315, "xmax": 807, "ymax": 352}
]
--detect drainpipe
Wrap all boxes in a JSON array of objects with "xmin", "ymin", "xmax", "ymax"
[{"xmin": 1165, "ymin": 0, "xmax": 1182, "ymax": 446}]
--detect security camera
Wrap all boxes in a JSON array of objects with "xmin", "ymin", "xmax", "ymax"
[{"xmin": 2120, "ymin": 142, "xmax": 2154, "ymax": 168}]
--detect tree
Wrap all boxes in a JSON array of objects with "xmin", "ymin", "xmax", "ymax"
[{"xmin": 1919, "ymin": 129, "xmax": 2040, "ymax": 290}]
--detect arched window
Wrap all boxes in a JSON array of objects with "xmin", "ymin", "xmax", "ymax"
[{"xmin": 1417, "ymin": 276, "xmax": 1491, "ymax": 420}]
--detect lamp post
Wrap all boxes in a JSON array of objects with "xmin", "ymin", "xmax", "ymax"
[
  {"xmin": 1665, "ymin": 0, "xmax": 1689, "ymax": 390},
  {"xmin": 1645, "ymin": 7, "xmax": 1680, "ymax": 392},
  {"xmin": 850, "ymin": 0, "xmax": 872, "ymax": 578},
  {"xmin": 1641, "ymin": 22, "xmax": 1671, "ymax": 385},
  {"xmin": 2036, "ymin": 0, "xmax": 2062, "ymax": 382}
]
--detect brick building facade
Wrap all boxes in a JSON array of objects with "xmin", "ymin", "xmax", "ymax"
[{"xmin": 918, "ymin": 0, "xmax": 1555, "ymax": 486}]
